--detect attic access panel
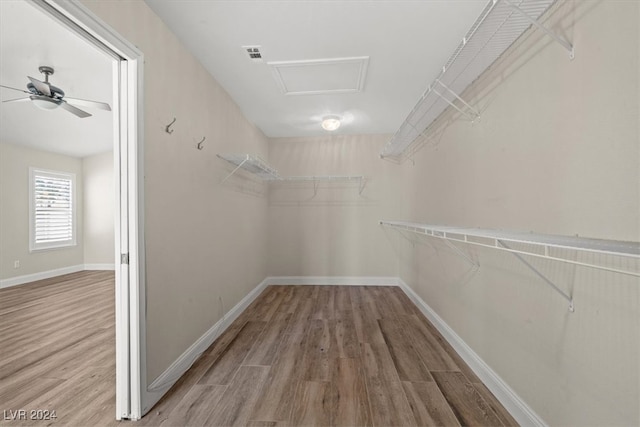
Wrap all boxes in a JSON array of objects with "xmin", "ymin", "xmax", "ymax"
[{"xmin": 268, "ymin": 56, "xmax": 369, "ymax": 95}]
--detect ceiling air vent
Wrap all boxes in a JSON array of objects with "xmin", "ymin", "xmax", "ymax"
[{"xmin": 242, "ymin": 45, "xmax": 263, "ymax": 63}]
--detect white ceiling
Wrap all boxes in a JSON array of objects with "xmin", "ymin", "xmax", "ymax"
[
  {"xmin": 0, "ymin": 1, "xmax": 489, "ymax": 153},
  {"xmin": 0, "ymin": 1, "xmax": 114, "ymax": 158},
  {"xmin": 144, "ymin": 0, "xmax": 487, "ymax": 138}
]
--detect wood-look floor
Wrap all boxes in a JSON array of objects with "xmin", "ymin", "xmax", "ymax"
[
  {"xmin": 0, "ymin": 273, "xmax": 518, "ymax": 427},
  {"xmin": 142, "ymin": 285, "xmax": 518, "ymax": 427},
  {"xmin": 0, "ymin": 270, "xmax": 117, "ymax": 427}
]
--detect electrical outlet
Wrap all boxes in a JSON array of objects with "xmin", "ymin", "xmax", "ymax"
[{"xmin": 13, "ymin": 260, "xmax": 20, "ymax": 269}]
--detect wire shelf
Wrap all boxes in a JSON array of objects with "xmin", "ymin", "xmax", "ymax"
[
  {"xmin": 217, "ymin": 154, "xmax": 281, "ymax": 181},
  {"xmin": 218, "ymin": 154, "xmax": 365, "ymax": 193},
  {"xmin": 281, "ymin": 176, "xmax": 363, "ymax": 182},
  {"xmin": 381, "ymin": 220, "xmax": 639, "ymax": 311},
  {"xmin": 380, "ymin": 220, "xmax": 640, "ymax": 275},
  {"xmin": 380, "ymin": 0, "xmax": 568, "ymax": 161}
]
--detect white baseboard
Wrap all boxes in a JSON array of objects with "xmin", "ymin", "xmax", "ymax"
[
  {"xmin": 84, "ymin": 263, "xmax": 116, "ymax": 271},
  {"xmin": 140, "ymin": 275, "xmax": 542, "ymax": 426},
  {"xmin": 143, "ymin": 277, "xmax": 270, "ymax": 415},
  {"xmin": 397, "ymin": 278, "xmax": 546, "ymax": 427},
  {"xmin": 0, "ymin": 263, "xmax": 116, "ymax": 289},
  {"xmin": 264, "ymin": 276, "xmax": 398, "ymax": 286},
  {"xmin": 0, "ymin": 264, "xmax": 85, "ymax": 289}
]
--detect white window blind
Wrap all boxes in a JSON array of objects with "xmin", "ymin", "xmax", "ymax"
[{"xmin": 30, "ymin": 168, "xmax": 76, "ymax": 251}]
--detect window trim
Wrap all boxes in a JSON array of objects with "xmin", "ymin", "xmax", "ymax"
[{"xmin": 29, "ymin": 167, "xmax": 77, "ymax": 252}]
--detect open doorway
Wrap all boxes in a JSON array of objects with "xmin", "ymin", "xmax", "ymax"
[{"xmin": 0, "ymin": 0, "xmax": 144, "ymax": 420}]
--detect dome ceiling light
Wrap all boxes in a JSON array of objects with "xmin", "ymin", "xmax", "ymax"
[{"xmin": 321, "ymin": 115, "xmax": 341, "ymax": 131}]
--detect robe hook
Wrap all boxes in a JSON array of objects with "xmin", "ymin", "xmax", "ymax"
[{"xmin": 165, "ymin": 117, "xmax": 176, "ymax": 134}]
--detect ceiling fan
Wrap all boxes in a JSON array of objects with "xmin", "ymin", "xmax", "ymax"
[{"xmin": 0, "ymin": 66, "xmax": 111, "ymax": 118}]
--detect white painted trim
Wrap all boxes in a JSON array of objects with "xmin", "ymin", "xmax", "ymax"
[
  {"xmin": 396, "ymin": 278, "xmax": 547, "ymax": 427},
  {"xmin": 36, "ymin": 0, "xmax": 142, "ymax": 60},
  {"xmin": 143, "ymin": 278, "xmax": 270, "ymax": 415},
  {"xmin": 29, "ymin": 168, "xmax": 77, "ymax": 252},
  {"xmin": 84, "ymin": 263, "xmax": 116, "ymax": 271},
  {"xmin": 0, "ymin": 264, "xmax": 117, "ymax": 289},
  {"xmin": 264, "ymin": 276, "xmax": 398, "ymax": 286},
  {"xmin": 124, "ymin": 55, "xmax": 145, "ymax": 422},
  {"xmin": 0, "ymin": 265, "xmax": 84, "ymax": 289}
]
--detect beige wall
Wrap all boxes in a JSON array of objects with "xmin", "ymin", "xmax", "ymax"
[
  {"xmin": 81, "ymin": 0, "xmax": 270, "ymax": 385},
  {"xmin": 0, "ymin": 142, "xmax": 84, "ymax": 280},
  {"xmin": 83, "ymin": 151, "xmax": 114, "ymax": 265},
  {"xmin": 77, "ymin": 1, "xmax": 639, "ymax": 424},
  {"xmin": 398, "ymin": 1, "xmax": 639, "ymax": 425},
  {"xmin": 267, "ymin": 134, "xmax": 403, "ymax": 277}
]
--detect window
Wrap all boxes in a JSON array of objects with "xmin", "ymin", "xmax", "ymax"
[{"xmin": 29, "ymin": 168, "xmax": 76, "ymax": 251}]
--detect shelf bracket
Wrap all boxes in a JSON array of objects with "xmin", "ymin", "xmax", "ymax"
[
  {"xmin": 497, "ymin": 239, "xmax": 574, "ymax": 312},
  {"xmin": 358, "ymin": 177, "xmax": 366, "ymax": 195},
  {"xmin": 503, "ymin": 0, "xmax": 574, "ymax": 59},
  {"xmin": 381, "ymin": 221, "xmax": 478, "ymax": 267},
  {"xmin": 442, "ymin": 239, "xmax": 480, "ymax": 269},
  {"xmin": 221, "ymin": 158, "xmax": 248, "ymax": 183},
  {"xmin": 431, "ymin": 79, "xmax": 480, "ymax": 122}
]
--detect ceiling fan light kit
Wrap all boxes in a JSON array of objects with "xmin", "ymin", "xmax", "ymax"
[
  {"xmin": 31, "ymin": 95, "xmax": 61, "ymax": 110},
  {"xmin": 1, "ymin": 65, "xmax": 111, "ymax": 118}
]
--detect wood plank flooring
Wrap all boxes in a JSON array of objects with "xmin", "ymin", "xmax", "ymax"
[
  {"xmin": 1, "ymin": 275, "xmax": 518, "ymax": 426},
  {"xmin": 0, "ymin": 270, "xmax": 117, "ymax": 427},
  {"xmin": 142, "ymin": 285, "xmax": 519, "ymax": 427}
]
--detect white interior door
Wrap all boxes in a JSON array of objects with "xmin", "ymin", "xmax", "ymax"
[
  {"xmin": 33, "ymin": 0, "xmax": 145, "ymax": 420},
  {"xmin": 114, "ymin": 58, "xmax": 131, "ymax": 420}
]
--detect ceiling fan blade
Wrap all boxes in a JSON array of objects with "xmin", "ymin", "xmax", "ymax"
[
  {"xmin": 27, "ymin": 76, "xmax": 51, "ymax": 97},
  {"xmin": 59, "ymin": 100, "xmax": 92, "ymax": 118},
  {"xmin": 64, "ymin": 96, "xmax": 112, "ymax": 111},
  {"xmin": 0, "ymin": 84, "xmax": 31, "ymax": 94},
  {"xmin": 2, "ymin": 97, "xmax": 31, "ymax": 103}
]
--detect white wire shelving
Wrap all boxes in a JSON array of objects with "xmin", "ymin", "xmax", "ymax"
[
  {"xmin": 380, "ymin": 220, "xmax": 640, "ymax": 311},
  {"xmin": 217, "ymin": 154, "xmax": 366, "ymax": 194},
  {"xmin": 380, "ymin": 0, "xmax": 573, "ymax": 161},
  {"xmin": 278, "ymin": 176, "xmax": 366, "ymax": 195},
  {"xmin": 218, "ymin": 154, "xmax": 281, "ymax": 182}
]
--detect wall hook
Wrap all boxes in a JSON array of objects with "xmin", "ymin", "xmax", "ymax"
[
  {"xmin": 197, "ymin": 136, "xmax": 205, "ymax": 150},
  {"xmin": 165, "ymin": 117, "xmax": 176, "ymax": 134}
]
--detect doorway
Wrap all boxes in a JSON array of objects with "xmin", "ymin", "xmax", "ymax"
[{"xmin": 0, "ymin": 0, "xmax": 145, "ymax": 420}]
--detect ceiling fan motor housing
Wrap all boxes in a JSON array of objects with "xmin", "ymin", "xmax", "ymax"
[
  {"xmin": 27, "ymin": 82, "xmax": 64, "ymax": 99},
  {"xmin": 25, "ymin": 66, "xmax": 64, "ymax": 99},
  {"xmin": 27, "ymin": 83, "xmax": 64, "ymax": 99}
]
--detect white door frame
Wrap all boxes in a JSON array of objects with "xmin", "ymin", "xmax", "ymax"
[{"xmin": 30, "ymin": 0, "xmax": 146, "ymax": 420}]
